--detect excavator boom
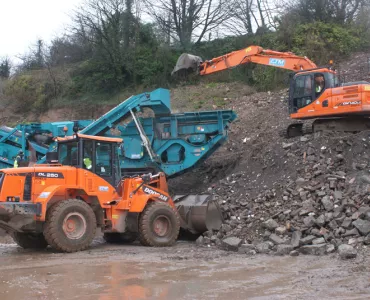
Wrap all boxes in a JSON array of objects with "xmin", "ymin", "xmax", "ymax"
[{"xmin": 173, "ymin": 45, "xmax": 317, "ymax": 76}]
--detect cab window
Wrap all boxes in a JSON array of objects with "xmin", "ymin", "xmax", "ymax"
[
  {"xmin": 292, "ymin": 74, "xmax": 313, "ymax": 110},
  {"xmin": 96, "ymin": 142, "xmax": 112, "ymax": 176},
  {"xmin": 314, "ymin": 74, "xmax": 325, "ymax": 95},
  {"xmin": 83, "ymin": 140, "xmax": 93, "ymax": 170},
  {"xmin": 294, "ymin": 75, "xmax": 312, "ymax": 98},
  {"xmin": 58, "ymin": 142, "xmax": 78, "ymax": 166},
  {"xmin": 327, "ymin": 73, "xmax": 340, "ymax": 88}
]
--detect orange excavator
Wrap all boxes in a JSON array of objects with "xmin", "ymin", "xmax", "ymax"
[{"xmin": 173, "ymin": 45, "xmax": 370, "ymax": 137}]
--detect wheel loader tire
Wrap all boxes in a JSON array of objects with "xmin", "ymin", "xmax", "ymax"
[
  {"xmin": 12, "ymin": 232, "xmax": 48, "ymax": 249},
  {"xmin": 43, "ymin": 199, "xmax": 96, "ymax": 253},
  {"xmin": 138, "ymin": 201, "xmax": 180, "ymax": 247},
  {"xmin": 103, "ymin": 232, "xmax": 137, "ymax": 244}
]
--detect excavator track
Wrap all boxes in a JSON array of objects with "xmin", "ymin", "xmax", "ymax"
[
  {"xmin": 281, "ymin": 122, "xmax": 303, "ymax": 138},
  {"xmin": 312, "ymin": 117, "xmax": 370, "ymax": 133},
  {"xmin": 302, "ymin": 121, "xmax": 314, "ymax": 135},
  {"xmin": 283, "ymin": 117, "xmax": 370, "ymax": 139}
]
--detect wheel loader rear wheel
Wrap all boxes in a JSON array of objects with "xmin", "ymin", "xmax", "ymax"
[
  {"xmin": 43, "ymin": 199, "xmax": 96, "ymax": 253},
  {"xmin": 103, "ymin": 232, "xmax": 137, "ymax": 244},
  {"xmin": 12, "ymin": 232, "xmax": 48, "ymax": 249},
  {"xmin": 138, "ymin": 202, "xmax": 180, "ymax": 247}
]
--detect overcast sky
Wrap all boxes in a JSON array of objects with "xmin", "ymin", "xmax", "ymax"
[{"xmin": 0, "ymin": 0, "xmax": 83, "ymax": 62}]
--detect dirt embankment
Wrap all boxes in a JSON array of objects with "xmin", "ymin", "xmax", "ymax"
[{"xmin": 169, "ymin": 51, "xmax": 370, "ymax": 257}]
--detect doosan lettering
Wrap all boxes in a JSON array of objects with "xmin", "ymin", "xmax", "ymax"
[{"xmin": 143, "ymin": 187, "xmax": 168, "ymax": 201}]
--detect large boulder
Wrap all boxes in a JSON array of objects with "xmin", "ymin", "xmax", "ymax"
[
  {"xmin": 221, "ymin": 237, "xmax": 242, "ymax": 251},
  {"xmin": 352, "ymin": 219, "xmax": 370, "ymax": 236},
  {"xmin": 338, "ymin": 244, "xmax": 357, "ymax": 259},
  {"xmin": 263, "ymin": 219, "xmax": 279, "ymax": 230},
  {"xmin": 299, "ymin": 244, "xmax": 327, "ymax": 256}
]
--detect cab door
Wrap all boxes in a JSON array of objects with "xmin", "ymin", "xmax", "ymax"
[
  {"xmin": 289, "ymin": 74, "xmax": 315, "ymax": 114},
  {"xmin": 95, "ymin": 141, "xmax": 115, "ymax": 187}
]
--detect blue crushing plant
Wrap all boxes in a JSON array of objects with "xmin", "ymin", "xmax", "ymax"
[{"xmin": 0, "ymin": 88, "xmax": 236, "ymax": 177}]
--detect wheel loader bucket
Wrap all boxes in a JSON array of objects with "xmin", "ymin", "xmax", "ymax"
[
  {"xmin": 174, "ymin": 195, "xmax": 223, "ymax": 234},
  {"xmin": 172, "ymin": 53, "xmax": 203, "ymax": 77}
]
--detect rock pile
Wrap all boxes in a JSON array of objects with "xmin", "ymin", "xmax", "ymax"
[{"xmin": 197, "ymin": 131, "xmax": 370, "ymax": 258}]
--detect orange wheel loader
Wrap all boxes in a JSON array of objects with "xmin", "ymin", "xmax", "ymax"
[{"xmin": 0, "ymin": 133, "xmax": 222, "ymax": 252}]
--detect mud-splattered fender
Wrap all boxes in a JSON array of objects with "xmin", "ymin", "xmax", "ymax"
[{"xmin": 34, "ymin": 185, "xmax": 64, "ymax": 221}]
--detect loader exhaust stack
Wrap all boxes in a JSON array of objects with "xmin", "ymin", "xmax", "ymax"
[{"xmin": 174, "ymin": 195, "xmax": 223, "ymax": 234}]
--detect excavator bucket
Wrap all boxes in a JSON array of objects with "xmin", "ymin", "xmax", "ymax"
[
  {"xmin": 174, "ymin": 195, "xmax": 223, "ymax": 234},
  {"xmin": 172, "ymin": 53, "xmax": 203, "ymax": 76}
]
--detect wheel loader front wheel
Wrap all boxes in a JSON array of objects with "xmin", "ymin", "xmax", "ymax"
[
  {"xmin": 138, "ymin": 202, "xmax": 180, "ymax": 247},
  {"xmin": 43, "ymin": 199, "xmax": 96, "ymax": 253},
  {"xmin": 12, "ymin": 232, "xmax": 48, "ymax": 249}
]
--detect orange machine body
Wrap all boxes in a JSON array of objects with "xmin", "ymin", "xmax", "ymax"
[
  {"xmin": 0, "ymin": 135, "xmax": 174, "ymax": 234},
  {"xmin": 291, "ymin": 82, "xmax": 370, "ymax": 119}
]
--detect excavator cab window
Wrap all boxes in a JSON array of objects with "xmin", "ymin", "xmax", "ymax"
[
  {"xmin": 314, "ymin": 74, "xmax": 325, "ymax": 95},
  {"xmin": 290, "ymin": 74, "xmax": 314, "ymax": 112},
  {"xmin": 327, "ymin": 73, "xmax": 341, "ymax": 88}
]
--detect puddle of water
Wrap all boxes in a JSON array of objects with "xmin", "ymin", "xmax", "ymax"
[{"xmin": 0, "ymin": 245, "xmax": 369, "ymax": 300}]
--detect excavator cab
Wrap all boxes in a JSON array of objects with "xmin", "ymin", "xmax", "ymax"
[{"xmin": 288, "ymin": 69, "xmax": 341, "ymax": 114}]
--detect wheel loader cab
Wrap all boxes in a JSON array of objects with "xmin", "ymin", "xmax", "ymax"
[
  {"xmin": 57, "ymin": 134, "xmax": 122, "ymax": 187},
  {"xmin": 288, "ymin": 69, "xmax": 340, "ymax": 114}
]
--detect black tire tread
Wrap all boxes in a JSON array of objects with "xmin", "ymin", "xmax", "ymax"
[
  {"xmin": 12, "ymin": 232, "xmax": 48, "ymax": 249},
  {"xmin": 43, "ymin": 199, "xmax": 96, "ymax": 253},
  {"xmin": 103, "ymin": 232, "xmax": 137, "ymax": 244},
  {"xmin": 138, "ymin": 201, "xmax": 180, "ymax": 247}
]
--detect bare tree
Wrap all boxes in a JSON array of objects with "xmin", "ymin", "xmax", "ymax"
[
  {"xmin": 225, "ymin": 0, "xmax": 279, "ymax": 35},
  {"xmin": 277, "ymin": 0, "xmax": 369, "ymax": 25},
  {"xmin": 71, "ymin": 0, "xmax": 136, "ymax": 83},
  {"xmin": 144, "ymin": 0, "xmax": 234, "ymax": 50},
  {"xmin": 330, "ymin": 0, "xmax": 367, "ymax": 23}
]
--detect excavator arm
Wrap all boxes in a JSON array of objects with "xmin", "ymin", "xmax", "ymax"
[{"xmin": 173, "ymin": 45, "xmax": 317, "ymax": 76}]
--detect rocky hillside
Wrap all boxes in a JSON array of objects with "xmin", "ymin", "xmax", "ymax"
[{"xmin": 169, "ymin": 51, "xmax": 370, "ymax": 258}]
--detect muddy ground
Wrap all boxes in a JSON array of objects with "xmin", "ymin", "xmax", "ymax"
[
  {"xmin": 0, "ymin": 52, "xmax": 370, "ymax": 299},
  {"xmin": 0, "ymin": 239, "xmax": 369, "ymax": 300}
]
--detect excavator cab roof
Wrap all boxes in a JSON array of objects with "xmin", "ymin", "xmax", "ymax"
[{"xmin": 294, "ymin": 67, "xmax": 336, "ymax": 75}]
